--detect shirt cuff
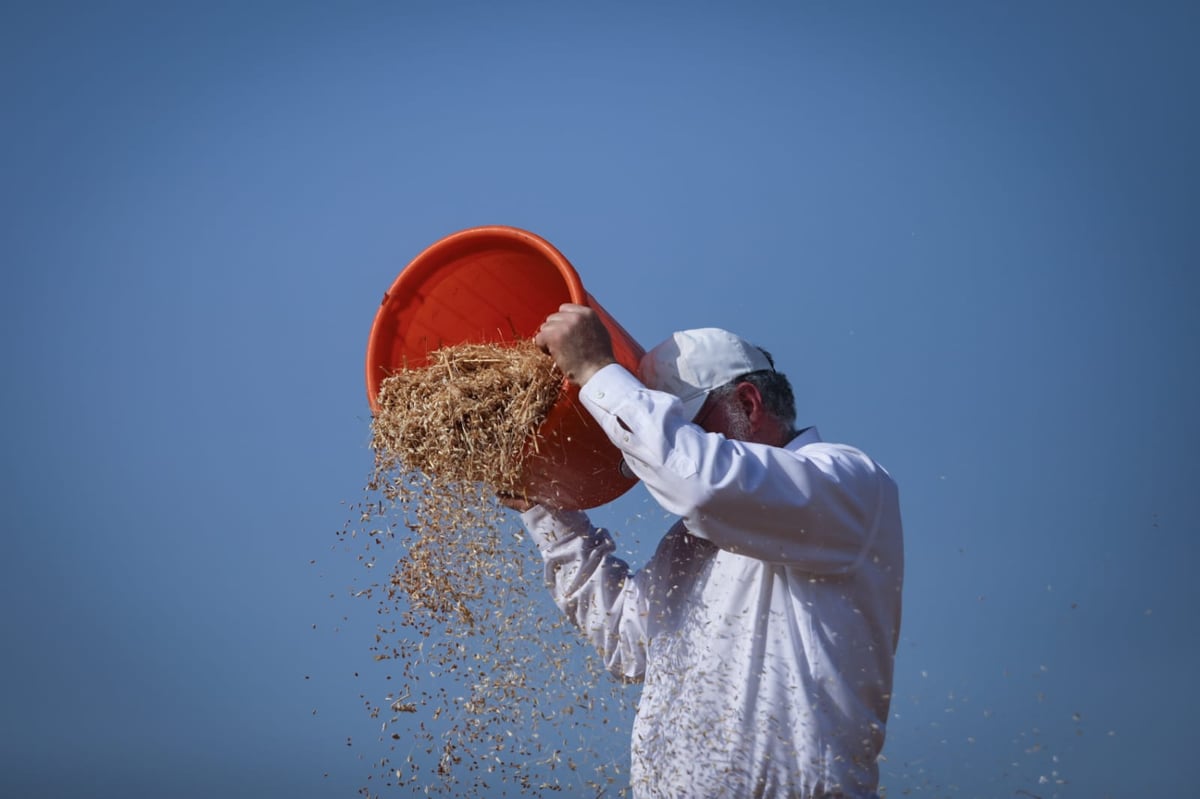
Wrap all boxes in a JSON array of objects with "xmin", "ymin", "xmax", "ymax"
[
  {"xmin": 520, "ymin": 505, "xmax": 593, "ymax": 553},
  {"xmin": 579, "ymin": 363, "xmax": 643, "ymax": 417}
]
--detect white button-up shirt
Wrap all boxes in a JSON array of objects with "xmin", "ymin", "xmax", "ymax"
[{"xmin": 521, "ymin": 364, "xmax": 903, "ymax": 798}]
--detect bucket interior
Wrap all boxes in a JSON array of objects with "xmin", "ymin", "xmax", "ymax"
[{"xmin": 367, "ymin": 229, "xmax": 583, "ymax": 412}]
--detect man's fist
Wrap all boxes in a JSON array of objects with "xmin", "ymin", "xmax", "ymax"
[{"xmin": 533, "ymin": 303, "xmax": 617, "ymax": 386}]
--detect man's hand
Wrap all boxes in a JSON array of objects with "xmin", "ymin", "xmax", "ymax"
[
  {"xmin": 534, "ymin": 303, "xmax": 617, "ymax": 386},
  {"xmin": 496, "ymin": 492, "xmax": 535, "ymax": 513}
]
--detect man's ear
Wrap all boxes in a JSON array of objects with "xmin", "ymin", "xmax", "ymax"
[{"xmin": 735, "ymin": 382, "xmax": 767, "ymax": 429}]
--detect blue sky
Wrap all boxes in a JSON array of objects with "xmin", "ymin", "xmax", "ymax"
[{"xmin": 2, "ymin": 2, "xmax": 1197, "ymax": 797}]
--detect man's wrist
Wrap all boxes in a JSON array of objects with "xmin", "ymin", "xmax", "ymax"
[{"xmin": 574, "ymin": 358, "xmax": 617, "ymax": 387}]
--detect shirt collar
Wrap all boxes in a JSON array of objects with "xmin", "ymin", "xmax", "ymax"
[{"xmin": 786, "ymin": 426, "xmax": 821, "ymax": 451}]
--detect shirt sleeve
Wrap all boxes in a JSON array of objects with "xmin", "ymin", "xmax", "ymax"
[
  {"xmin": 519, "ymin": 505, "xmax": 649, "ymax": 682},
  {"xmin": 579, "ymin": 364, "xmax": 889, "ymax": 573}
]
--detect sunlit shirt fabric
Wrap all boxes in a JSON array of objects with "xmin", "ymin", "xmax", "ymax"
[{"xmin": 520, "ymin": 364, "xmax": 904, "ymax": 798}]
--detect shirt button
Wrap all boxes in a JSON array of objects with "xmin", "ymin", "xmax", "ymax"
[{"xmin": 596, "ymin": 391, "xmax": 605, "ymax": 399}]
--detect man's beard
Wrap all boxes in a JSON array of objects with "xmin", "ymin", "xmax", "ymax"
[{"xmin": 725, "ymin": 402, "xmax": 753, "ymax": 441}]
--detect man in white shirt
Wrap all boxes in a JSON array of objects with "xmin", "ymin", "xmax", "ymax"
[{"xmin": 508, "ymin": 303, "xmax": 904, "ymax": 799}]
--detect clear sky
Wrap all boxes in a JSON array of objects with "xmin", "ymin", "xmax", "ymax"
[{"xmin": 2, "ymin": 1, "xmax": 1197, "ymax": 797}]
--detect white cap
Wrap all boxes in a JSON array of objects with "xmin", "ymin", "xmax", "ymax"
[{"xmin": 638, "ymin": 328, "xmax": 773, "ymax": 421}]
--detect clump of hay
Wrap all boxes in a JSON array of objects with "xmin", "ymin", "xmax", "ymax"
[{"xmin": 371, "ymin": 340, "xmax": 563, "ymax": 494}]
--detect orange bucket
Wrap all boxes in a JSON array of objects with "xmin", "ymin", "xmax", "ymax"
[{"xmin": 365, "ymin": 225, "xmax": 644, "ymax": 510}]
